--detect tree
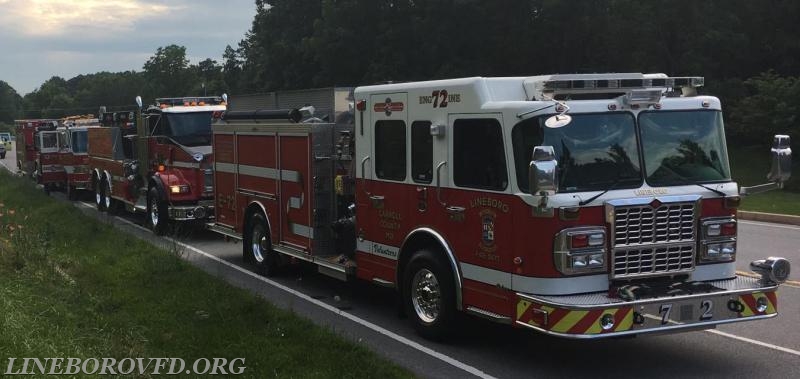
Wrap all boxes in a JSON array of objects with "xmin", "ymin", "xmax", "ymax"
[
  {"xmin": 143, "ymin": 45, "xmax": 197, "ymax": 97},
  {"xmin": 0, "ymin": 81, "xmax": 23, "ymax": 125}
]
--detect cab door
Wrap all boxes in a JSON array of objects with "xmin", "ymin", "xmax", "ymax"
[
  {"xmin": 441, "ymin": 113, "xmax": 514, "ymax": 283},
  {"xmin": 357, "ymin": 92, "xmax": 409, "ymax": 259}
]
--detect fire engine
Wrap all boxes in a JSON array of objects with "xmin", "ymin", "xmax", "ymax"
[
  {"xmin": 88, "ymin": 95, "xmax": 226, "ymax": 234},
  {"xmin": 14, "ymin": 118, "xmax": 64, "ymax": 190},
  {"xmin": 60, "ymin": 115, "xmax": 101, "ymax": 200},
  {"xmin": 213, "ymin": 73, "xmax": 792, "ymax": 340}
]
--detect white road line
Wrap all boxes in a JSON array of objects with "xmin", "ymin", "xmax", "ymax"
[
  {"xmin": 79, "ymin": 202, "xmax": 800, "ymax": 370},
  {"xmin": 103, "ymin": 212, "xmax": 497, "ymax": 379},
  {"xmin": 739, "ymin": 220, "xmax": 800, "ymax": 231},
  {"xmin": 705, "ymin": 329, "xmax": 800, "ymax": 357}
]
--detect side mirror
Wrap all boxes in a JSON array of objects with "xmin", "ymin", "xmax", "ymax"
[
  {"xmin": 767, "ymin": 134, "xmax": 791, "ymax": 183},
  {"xmin": 740, "ymin": 134, "xmax": 793, "ymax": 196},
  {"xmin": 529, "ymin": 146, "xmax": 558, "ymax": 195}
]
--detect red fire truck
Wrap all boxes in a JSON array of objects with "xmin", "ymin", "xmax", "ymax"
[
  {"xmin": 88, "ymin": 96, "xmax": 226, "ymax": 234},
  {"xmin": 60, "ymin": 115, "xmax": 100, "ymax": 199},
  {"xmin": 14, "ymin": 118, "xmax": 65, "ymax": 190},
  {"xmin": 212, "ymin": 74, "xmax": 792, "ymax": 339}
]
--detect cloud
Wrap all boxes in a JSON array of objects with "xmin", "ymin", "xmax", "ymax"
[
  {"xmin": 0, "ymin": 0, "xmax": 176, "ymax": 37},
  {"xmin": 0, "ymin": 0, "xmax": 255, "ymax": 94}
]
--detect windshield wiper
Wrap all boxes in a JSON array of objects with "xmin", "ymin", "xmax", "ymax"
[
  {"xmin": 579, "ymin": 177, "xmax": 626, "ymax": 206},
  {"xmin": 658, "ymin": 165, "xmax": 727, "ymax": 198}
]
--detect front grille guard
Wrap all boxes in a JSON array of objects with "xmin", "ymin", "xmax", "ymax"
[{"xmin": 605, "ymin": 195, "xmax": 702, "ymax": 280}]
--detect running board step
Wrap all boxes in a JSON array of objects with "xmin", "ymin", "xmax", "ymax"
[
  {"xmin": 466, "ymin": 306, "xmax": 512, "ymax": 324},
  {"xmin": 206, "ymin": 223, "xmax": 241, "ymax": 240},
  {"xmin": 274, "ymin": 245, "xmax": 356, "ymax": 280}
]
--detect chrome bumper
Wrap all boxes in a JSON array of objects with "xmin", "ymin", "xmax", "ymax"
[
  {"xmin": 516, "ymin": 275, "xmax": 779, "ymax": 339},
  {"xmin": 168, "ymin": 202, "xmax": 215, "ymax": 221}
]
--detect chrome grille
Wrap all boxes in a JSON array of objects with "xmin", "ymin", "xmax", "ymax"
[
  {"xmin": 614, "ymin": 203, "xmax": 695, "ymax": 246},
  {"xmin": 613, "ymin": 245, "xmax": 694, "ymax": 278},
  {"xmin": 610, "ymin": 199, "xmax": 698, "ymax": 279}
]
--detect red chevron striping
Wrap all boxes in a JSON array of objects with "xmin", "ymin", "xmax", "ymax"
[
  {"xmin": 740, "ymin": 294, "xmax": 758, "ymax": 314},
  {"xmin": 546, "ymin": 308, "xmax": 571, "ymax": 328},
  {"xmin": 610, "ymin": 307, "xmax": 632, "ymax": 332},
  {"xmin": 567, "ymin": 309, "xmax": 604, "ymax": 334},
  {"xmin": 766, "ymin": 291, "xmax": 778, "ymax": 308}
]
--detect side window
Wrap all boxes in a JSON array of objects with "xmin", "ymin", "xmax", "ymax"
[
  {"xmin": 411, "ymin": 121, "xmax": 433, "ymax": 183},
  {"xmin": 375, "ymin": 120, "xmax": 406, "ymax": 181},
  {"xmin": 453, "ymin": 118, "xmax": 508, "ymax": 191}
]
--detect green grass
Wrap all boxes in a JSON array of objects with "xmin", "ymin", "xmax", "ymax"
[
  {"xmin": 729, "ymin": 145, "xmax": 800, "ymax": 215},
  {"xmin": 0, "ymin": 170, "xmax": 412, "ymax": 378}
]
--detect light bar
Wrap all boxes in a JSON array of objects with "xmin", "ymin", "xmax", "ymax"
[
  {"xmin": 155, "ymin": 96, "xmax": 226, "ymax": 107},
  {"xmin": 541, "ymin": 76, "xmax": 704, "ymax": 92}
]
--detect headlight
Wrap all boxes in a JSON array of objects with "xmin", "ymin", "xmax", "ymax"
[
  {"xmin": 554, "ymin": 227, "xmax": 607, "ymax": 275},
  {"xmin": 700, "ymin": 218, "xmax": 737, "ymax": 262},
  {"xmin": 170, "ymin": 185, "xmax": 190, "ymax": 194}
]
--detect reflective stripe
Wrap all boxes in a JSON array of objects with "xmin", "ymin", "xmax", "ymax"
[
  {"xmin": 289, "ymin": 223, "xmax": 313, "ymax": 238},
  {"xmin": 215, "ymin": 162, "xmax": 301, "ymax": 183}
]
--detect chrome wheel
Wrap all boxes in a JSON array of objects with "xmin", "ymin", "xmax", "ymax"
[
  {"xmin": 411, "ymin": 268, "xmax": 441, "ymax": 324},
  {"xmin": 150, "ymin": 197, "xmax": 160, "ymax": 227},
  {"xmin": 251, "ymin": 222, "xmax": 268, "ymax": 263},
  {"xmin": 103, "ymin": 182, "xmax": 112, "ymax": 209},
  {"xmin": 95, "ymin": 183, "xmax": 102, "ymax": 206}
]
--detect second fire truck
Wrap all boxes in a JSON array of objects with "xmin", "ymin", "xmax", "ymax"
[{"xmin": 88, "ymin": 96, "xmax": 226, "ymax": 234}]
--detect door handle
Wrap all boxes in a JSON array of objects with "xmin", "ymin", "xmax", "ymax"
[{"xmin": 369, "ymin": 194, "xmax": 384, "ymax": 208}]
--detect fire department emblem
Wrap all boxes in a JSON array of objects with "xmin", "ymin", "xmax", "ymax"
[
  {"xmin": 373, "ymin": 97, "xmax": 405, "ymax": 116},
  {"xmin": 480, "ymin": 209, "xmax": 496, "ymax": 248}
]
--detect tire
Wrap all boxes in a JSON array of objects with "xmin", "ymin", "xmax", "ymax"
[
  {"xmin": 147, "ymin": 187, "xmax": 169, "ymax": 235},
  {"xmin": 244, "ymin": 212, "xmax": 278, "ymax": 276},
  {"xmin": 67, "ymin": 185, "xmax": 77, "ymax": 201},
  {"xmin": 95, "ymin": 176, "xmax": 106, "ymax": 212},
  {"xmin": 403, "ymin": 249, "xmax": 457, "ymax": 340},
  {"xmin": 103, "ymin": 179, "xmax": 115, "ymax": 214}
]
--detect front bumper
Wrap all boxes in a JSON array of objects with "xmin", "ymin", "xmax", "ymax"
[
  {"xmin": 516, "ymin": 275, "xmax": 778, "ymax": 339},
  {"xmin": 168, "ymin": 200, "xmax": 215, "ymax": 221}
]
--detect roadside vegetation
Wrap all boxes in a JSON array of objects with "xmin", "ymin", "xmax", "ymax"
[{"xmin": 0, "ymin": 170, "xmax": 411, "ymax": 378}]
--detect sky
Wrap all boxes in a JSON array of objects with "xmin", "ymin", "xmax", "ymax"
[{"xmin": 0, "ymin": 0, "xmax": 257, "ymax": 95}]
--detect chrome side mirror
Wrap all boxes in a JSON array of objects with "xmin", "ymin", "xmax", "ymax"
[
  {"xmin": 768, "ymin": 134, "xmax": 791, "ymax": 183},
  {"xmin": 740, "ymin": 134, "xmax": 793, "ymax": 196},
  {"xmin": 529, "ymin": 146, "xmax": 558, "ymax": 195}
]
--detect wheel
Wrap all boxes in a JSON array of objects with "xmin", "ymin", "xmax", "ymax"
[
  {"xmin": 67, "ymin": 185, "xmax": 77, "ymax": 200},
  {"xmin": 103, "ymin": 179, "xmax": 115, "ymax": 214},
  {"xmin": 403, "ymin": 250, "xmax": 457, "ymax": 340},
  {"xmin": 95, "ymin": 178, "xmax": 106, "ymax": 212},
  {"xmin": 147, "ymin": 187, "xmax": 169, "ymax": 235},
  {"xmin": 244, "ymin": 212, "xmax": 278, "ymax": 276}
]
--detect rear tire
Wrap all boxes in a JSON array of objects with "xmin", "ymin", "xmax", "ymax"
[
  {"xmin": 95, "ymin": 177, "xmax": 106, "ymax": 212},
  {"xmin": 244, "ymin": 212, "xmax": 278, "ymax": 276},
  {"xmin": 147, "ymin": 187, "xmax": 169, "ymax": 235},
  {"xmin": 403, "ymin": 249, "xmax": 457, "ymax": 340}
]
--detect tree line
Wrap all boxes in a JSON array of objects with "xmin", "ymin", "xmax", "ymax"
[{"xmin": 2, "ymin": 0, "xmax": 800, "ymax": 147}]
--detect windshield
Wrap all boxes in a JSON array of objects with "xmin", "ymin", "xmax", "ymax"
[
  {"xmin": 513, "ymin": 113, "xmax": 641, "ymax": 193},
  {"xmin": 71, "ymin": 130, "xmax": 88, "ymax": 153},
  {"xmin": 163, "ymin": 112, "xmax": 212, "ymax": 146},
  {"xmin": 640, "ymin": 110, "xmax": 731, "ymax": 186}
]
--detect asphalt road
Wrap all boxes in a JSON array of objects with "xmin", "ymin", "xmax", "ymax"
[{"xmin": 3, "ymin": 144, "xmax": 799, "ymax": 378}]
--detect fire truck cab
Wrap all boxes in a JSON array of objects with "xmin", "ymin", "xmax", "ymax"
[
  {"xmin": 89, "ymin": 96, "xmax": 225, "ymax": 234},
  {"xmin": 14, "ymin": 119, "xmax": 63, "ymax": 188},
  {"xmin": 214, "ymin": 74, "xmax": 792, "ymax": 340}
]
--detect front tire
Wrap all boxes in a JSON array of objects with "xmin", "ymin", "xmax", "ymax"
[
  {"xmin": 244, "ymin": 212, "xmax": 278, "ymax": 276},
  {"xmin": 147, "ymin": 187, "xmax": 169, "ymax": 235},
  {"xmin": 403, "ymin": 249, "xmax": 457, "ymax": 340}
]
